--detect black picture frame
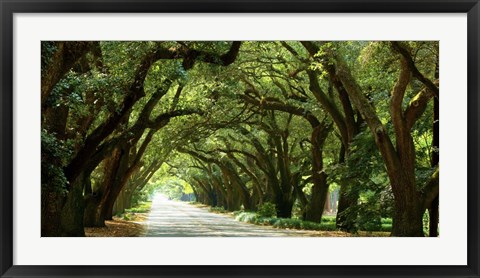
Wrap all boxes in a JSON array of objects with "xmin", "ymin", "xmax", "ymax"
[{"xmin": 1, "ymin": 1, "xmax": 479, "ymax": 277}]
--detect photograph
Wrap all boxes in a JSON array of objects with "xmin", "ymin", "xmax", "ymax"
[
  {"xmin": 41, "ymin": 40, "xmax": 439, "ymax": 238},
  {"xmin": 2, "ymin": 2, "xmax": 479, "ymax": 276}
]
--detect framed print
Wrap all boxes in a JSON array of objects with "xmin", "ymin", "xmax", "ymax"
[{"xmin": 1, "ymin": 0, "xmax": 479, "ymax": 277}]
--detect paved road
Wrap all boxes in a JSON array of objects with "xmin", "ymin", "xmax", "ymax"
[{"xmin": 144, "ymin": 194, "xmax": 315, "ymax": 237}]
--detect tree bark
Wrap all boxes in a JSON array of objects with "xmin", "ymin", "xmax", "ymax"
[
  {"xmin": 305, "ymin": 124, "xmax": 331, "ymax": 222},
  {"xmin": 59, "ymin": 173, "xmax": 88, "ymax": 236},
  {"xmin": 429, "ymin": 95, "xmax": 440, "ymax": 237},
  {"xmin": 41, "ymin": 189, "xmax": 65, "ymax": 236},
  {"xmin": 331, "ymin": 48, "xmax": 435, "ymax": 236}
]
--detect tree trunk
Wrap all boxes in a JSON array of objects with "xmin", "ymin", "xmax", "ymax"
[
  {"xmin": 305, "ymin": 125, "xmax": 330, "ymax": 222},
  {"xmin": 215, "ymin": 188, "xmax": 226, "ymax": 209},
  {"xmin": 428, "ymin": 96, "xmax": 439, "ymax": 237},
  {"xmin": 391, "ymin": 188, "xmax": 424, "ymax": 237},
  {"xmin": 113, "ymin": 189, "xmax": 128, "ymax": 217},
  {"xmin": 324, "ymin": 192, "xmax": 331, "ymax": 212},
  {"xmin": 41, "ymin": 189, "xmax": 65, "ymax": 236},
  {"xmin": 59, "ymin": 173, "xmax": 87, "ymax": 236},
  {"xmin": 275, "ymin": 193, "xmax": 293, "ymax": 218},
  {"xmin": 123, "ymin": 188, "xmax": 134, "ymax": 211},
  {"xmin": 104, "ymin": 194, "xmax": 117, "ymax": 220},
  {"xmin": 84, "ymin": 193, "xmax": 102, "ymax": 227},
  {"xmin": 89, "ymin": 147, "xmax": 123, "ymax": 227},
  {"xmin": 221, "ymin": 169, "xmax": 240, "ymax": 211},
  {"xmin": 331, "ymin": 52, "xmax": 433, "ymax": 236},
  {"xmin": 305, "ymin": 176, "xmax": 329, "ymax": 222},
  {"xmin": 428, "ymin": 196, "xmax": 439, "ymax": 237}
]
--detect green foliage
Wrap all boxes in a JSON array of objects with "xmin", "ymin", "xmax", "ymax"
[
  {"xmin": 423, "ymin": 210, "xmax": 430, "ymax": 236},
  {"xmin": 131, "ymin": 190, "xmax": 151, "ymax": 207},
  {"xmin": 209, "ymin": 206, "xmax": 227, "ymax": 213},
  {"xmin": 117, "ymin": 201, "xmax": 152, "ymax": 221},
  {"xmin": 321, "ymin": 216, "xmax": 336, "ymax": 223},
  {"xmin": 356, "ymin": 202, "xmax": 382, "ymax": 232},
  {"xmin": 329, "ymin": 126, "xmax": 395, "ymax": 231},
  {"xmin": 41, "ymin": 42, "xmax": 57, "ymax": 73},
  {"xmin": 235, "ymin": 212, "xmax": 337, "ymax": 231},
  {"xmin": 126, "ymin": 201, "xmax": 152, "ymax": 213},
  {"xmin": 256, "ymin": 202, "xmax": 277, "ymax": 218},
  {"xmin": 41, "ymin": 130, "xmax": 72, "ymax": 194},
  {"xmin": 41, "ymin": 41, "xmax": 438, "ymax": 237}
]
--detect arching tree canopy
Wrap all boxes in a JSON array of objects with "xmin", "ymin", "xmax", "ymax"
[{"xmin": 41, "ymin": 41, "xmax": 439, "ymax": 237}]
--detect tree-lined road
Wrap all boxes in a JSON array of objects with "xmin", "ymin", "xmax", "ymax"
[{"xmin": 145, "ymin": 194, "xmax": 314, "ymax": 237}]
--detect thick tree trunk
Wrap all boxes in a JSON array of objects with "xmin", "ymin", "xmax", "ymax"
[
  {"xmin": 215, "ymin": 188, "xmax": 225, "ymax": 209},
  {"xmin": 225, "ymin": 186, "xmax": 236, "ymax": 211},
  {"xmin": 221, "ymin": 169, "xmax": 241, "ymax": 211},
  {"xmin": 112, "ymin": 190, "xmax": 123, "ymax": 216},
  {"xmin": 381, "ymin": 134, "xmax": 425, "ymax": 237},
  {"xmin": 275, "ymin": 193, "xmax": 293, "ymax": 218},
  {"xmin": 59, "ymin": 174, "xmax": 87, "ymax": 236},
  {"xmin": 102, "ymin": 171, "xmax": 132, "ymax": 221},
  {"xmin": 330, "ymin": 52, "xmax": 434, "ymax": 236},
  {"xmin": 209, "ymin": 190, "xmax": 218, "ymax": 207},
  {"xmin": 429, "ymin": 196, "xmax": 439, "ymax": 237},
  {"xmin": 41, "ymin": 189, "xmax": 65, "ymax": 236},
  {"xmin": 84, "ymin": 194, "xmax": 102, "ymax": 227},
  {"xmin": 305, "ymin": 175, "xmax": 329, "ymax": 222},
  {"xmin": 391, "ymin": 190, "xmax": 424, "ymax": 237},
  {"xmin": 428, "ymin": 97, "xmax": 439, "ymax": 237},
  {"xmin": 305, "ymin": 125, "xmax": 330, "ymax": 222},
  {"xmin": 89, "ymin": 148, "xmax": 123, "ymax": 227},
  {"xmin": 104, "ymin": 194, "xmax": 117, "ymax": 220},
  {"xmin": 124, "ymin": 190, "xmax": 133, "ymax": 211},
  {"xmin": 95, "ymin": 203, "xmax": 109, "ymax": 226},
  {"xmin": 43, "ymin": 105, "xmax": 70, "ymax": 140}
]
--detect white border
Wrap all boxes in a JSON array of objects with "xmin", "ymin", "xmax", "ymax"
[{"xmin": 13, "ymin": 14, "xmax": 467, "ymax": 265}]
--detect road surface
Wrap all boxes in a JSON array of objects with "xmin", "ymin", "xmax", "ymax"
[{"xmin": 144, "ymin": 194, "xmax": 316, "ymax": 237}]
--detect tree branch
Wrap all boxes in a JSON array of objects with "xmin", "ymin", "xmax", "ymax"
[
  {"xmin": 145, "ymin": 109, "xmax": 203, "ymax": 130},
  {"xmin": 404, "ymin": 86, "xmax": 435, "ymax": 131},
  {"xmin": 241, "ymin": 93, "xmax": 321, "ymax": 128},
  {"xmin": 390, "ymin": 41, "xmax": 439, "ymax": 98},
  {"xmin": 390, "ymin": 58, "xmax": 411, "ymax": 138}
]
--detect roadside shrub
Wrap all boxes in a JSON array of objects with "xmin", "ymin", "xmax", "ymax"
[
  {"xmin": 234, "ymin": 211, "xmax": 391, "ymax": 233},
  {"xmin": 126, "ymin": 201, "xmax": 152, "ymax": 213},
  {"xmin": 380, "ymin": 224, "xmax": 392, "ymax": 232},
  {"xmin": 235, "ymin": 212, "xmax": 337, "ymax": 231},
  {"xmin": 321, "ymin": 216, "xmax": 336, "ymax": 223},
  {"xmin": 357, "ymin": 206, "xmax": 382, "ymax": 232},
  {"xmin": 381, "ymin": 218, "xmax": 392, "ymax": 224},
  {"xmin": 209, "ymin": 206, "xmax": 227, "ymax": 214},
  {"xmin": 237, "ymin": 212, "xmax": 259, "ymax": 223},
  {"xmin": 257, "ymin": 202, "xmax": 276, "ymax": 218}
]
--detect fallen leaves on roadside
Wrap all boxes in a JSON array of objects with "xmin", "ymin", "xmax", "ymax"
[{"xmin": 85, "ymin": 214, "xmax": 147, "ymax": 237}]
